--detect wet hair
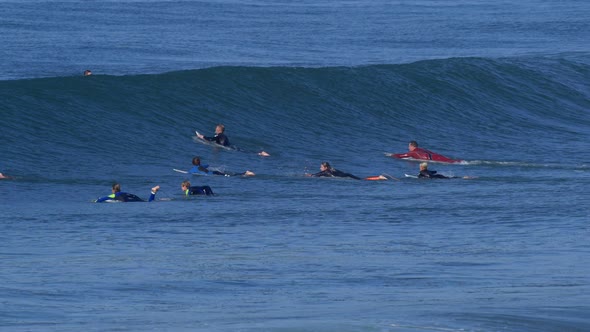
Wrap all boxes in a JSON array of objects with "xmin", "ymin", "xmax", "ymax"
[
  {"xmin": 192, "ymin": 156, "xmax": 201, "ymax": 166},
  {"xmin": 216, "ymin": 124, "xmax": 225, "ymax": 132},
  {"xmin": 181, "ymin": 180, "xmax": 191, "ymax": 188},
  {"xmin": 420, "ymin": 162, "xmax": 428, "ymax": 170},
  {"xmin": 321, "ymin": 162, "xmax": 332, "ymax": 170},
  {"xmin": 409, "ymin": 141, "xmax": 418, "ymax": 147},
  {"xmin": 112, "ymin": 183, "xmax": 121, "ymax": 192}
]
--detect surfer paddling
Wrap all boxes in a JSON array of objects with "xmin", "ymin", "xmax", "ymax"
[
  {"xmin": 306, "ymin": 162, "xmax": 397, "ymax": 181},
  {"xmin": 306, "ymin": 162, "xmax": 360, "ymax": 179},
  {"xmin": 94, "ymin": 183, "xmax": 160, "ymax": 202},
  {"xmin": 195, "ymin": 123, "xmax": 270, "ymax": 157},
  {"xmin": 391, "ymin": 141, "xmax": 462, "ymax": 163},
  {"xmin": 417, "ymin": 162, "xmax": 475, "ymax": 179},
  {"xmin": 197, "ymin": 124, "xmax": 230, "ymax": 147},
  {"xmin": 181, "ymin": 180, "xmax": 215, "ymax": 196},
  {"xmin": 189, "ymin": 156, "xmax": 255, "ymax": 177}
]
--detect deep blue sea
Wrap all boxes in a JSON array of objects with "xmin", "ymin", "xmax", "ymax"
[{"xmin": 1, "ymin": 1, "xmax": 590, "ymax": 331}]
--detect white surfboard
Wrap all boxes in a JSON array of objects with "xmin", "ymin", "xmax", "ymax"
[{"xmin": 193, "ymin": 130, "xmax": 234, "ymax": 151}]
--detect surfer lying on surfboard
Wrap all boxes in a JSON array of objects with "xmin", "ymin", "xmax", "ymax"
[
  {"xmin": 415, "ymin": 162, "xmax": 475, "ymax": 179},
  {"xmin": 94, "ymin": 183, "xmax": 160, "ymax": 202},
  {"xmin": 306, "ymin": 162, "xmax": 360, "ymax": 179},
  {"xmin": 195, "ymin": 124, "xmax": 270, "ymax": 157},
  {"xmin": 196, "ymin": 124, "xmax": 231, "ymax": 147},
  {"xmin": 390, "ymin": 140, "xmax": 462, "ymax": 164},
  {"xmin": 181, "ymin": 180, "xmax": 215, "ymax": 196},
  {"xmin": 306, "ymin": 162, "xmax": 397, "ymax": 181},
  {"xmin": 187, "ymin": 156, "xmax": 255, "ymax": 177}
]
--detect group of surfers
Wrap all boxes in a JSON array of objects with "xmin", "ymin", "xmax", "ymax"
[
  {"xmin": 1, "ymin": 124, "xmax": 469, "ymax": 202},
  {"xmin": 93, "ymin": 181, "xmax": 215, "ymax": 203},
  {"xmin": 87, "ymin": 124, "xmax": 471, "ymax": 203}
]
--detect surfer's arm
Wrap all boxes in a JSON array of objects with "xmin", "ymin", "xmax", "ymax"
[
  {"xmin": 148, "ymin": 186, "xmax": 160, "ymax": 202},
  {"xmin": 196, "ymin": 131, "xmax": 211, "ymax": 141},
  {"xmin": 392, "ymin": 153, "xmax": 411, "ymax": 159},
  {"xmin": 94, "ymin": 195, "xmax": 111, "ymax": 203}
]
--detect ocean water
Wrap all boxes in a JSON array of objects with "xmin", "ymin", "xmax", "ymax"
[{"xmin": 1, "ymin": 1, "xmax": 590, "ymax": 331}]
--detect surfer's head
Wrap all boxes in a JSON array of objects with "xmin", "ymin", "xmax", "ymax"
[
  {"xmin": 419, "ymin": 162, "xmax": 428, "ymax": 171},
  {"xmin": 112, "ymin": 183, "xmax": 121, "ymax": 193},
  {"xmin": 215, "ymin": 124, "xmax": 225, "ymax": 134},
  {"xmin": 409, "ymin": 141, "xmax": 418, "ymax": 150},
  {"xmin": 320, "ymin": 162, "xmax": 331, "ymax": 171},
  {"xmin": 181, "ymin": 180, "xmax": 191, "ymax": 191},
  {"xmin": 192, "ymin": 156, "xmax": 201, "ymax": 166}
]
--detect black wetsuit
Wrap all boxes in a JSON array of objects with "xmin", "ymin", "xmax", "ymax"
[
  {"xmin": 95, "ymin": 192, "xmax": 156, "ymax": 202},
  {"xmin": 203, "ymin": 133, "xmax": 230, "ymax": 147},
  {"xmin": 312, "ymin": 169, "xmax": 360, "ymax": 180},
  {"xmin": 184, "ymin": 186, "xmax": 215, "ymax": 196},
  {"xmin": 189, "ymin": 165, "xmax": 246, "ymax": 177},
  {"xmin": 418, "ymin": 170, "xmax": 449, "ymax": 179}
]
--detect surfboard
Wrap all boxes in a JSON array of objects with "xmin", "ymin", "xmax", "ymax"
[
  {"xmin": 404, "ymin": 174, "xmax": 419, "ymax": 178},
  {"xmin": 193, "ymin": 130, "xmax": 235, "ymax": 151},
  {"xmin": 173, "ymin": 168, "xmax": 216, "ymax": 176},
  {"xmin": 385, "ymin": 153, "xmax": 465, "ymax": 165},
  {"xmin": 364, "ymin": 174, "xmax": 400, "ymax": 181},
  {"xmin": 364, "ymin": 175, "xmax": 387, "ymax": 181}
]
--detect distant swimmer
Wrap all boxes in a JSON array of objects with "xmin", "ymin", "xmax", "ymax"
[
  {"xmin": 391, "ymin": 140, "xmax": 462, "ymax": 163},
  {"xmin": 181, "ymin": 180, "xmax": 215, "ymax": 196},
  {"xmin": 189, "ymin": 156, "xmax": 255, "ymax": 177},
  {"xmin": 306, "ymin": 162, "xmax": 361, "ymax": 180},
  {"xmin": 94, "ymin": 183, "xmax": 160, "ymax": 202},
  {"xmin": 83, "ymin": 69, "xmax": 92, "ymax": 76},
  {"xmin": 195, "ymin": 123, "xmax": 270, "ymax": 156},
  {"xmin": 417, "ymin": 162, "xmax": 474, "ymax": 179}
]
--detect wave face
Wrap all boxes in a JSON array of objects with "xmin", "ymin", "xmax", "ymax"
[
  {"xmin": 1, "ymin": 54, "xmax": 589, "ymax": 179},
  {"xmin": 2, "ymin": 54, "xmax": 590, "ymax": 332}
]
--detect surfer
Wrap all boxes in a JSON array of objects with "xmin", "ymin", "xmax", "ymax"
[
  {"xmin": 417, "ymin": 162, "xmax": 449, "ymax": 179},
  {"xmin": 181, "ymin": 180, "xmax": 215, "ymax": 196},
  {"xmin": 306, "ymin": 162, "xmax": 361, "ymax": 180},
  {"xmin": 189, "ymin": 156, "xmax": 255, "ymax": 176},
  {"xmin": 391, "ymin": 141, "xmax": 462, "ymax": 163},
  {"xmin": 83, "ymin": 69, "xmax": 92, "ymax": 76},
  {"xmin": 417, "ymin": 162, "xmax": 475, "ymax": 179},
  {"xmin": 195, "ymin": 124, "xmax": 270, "ymax": 157},
  {"xmin": 196, "ymin": 124, "xmax": 230, "ymax": 146},
  {"xmin": 306, "ymin": 162, "xmax": 395, "ymax": 181},
  {"xmin": 94, "ymin": 183, "xmax": 160, "ymax": 202}
]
